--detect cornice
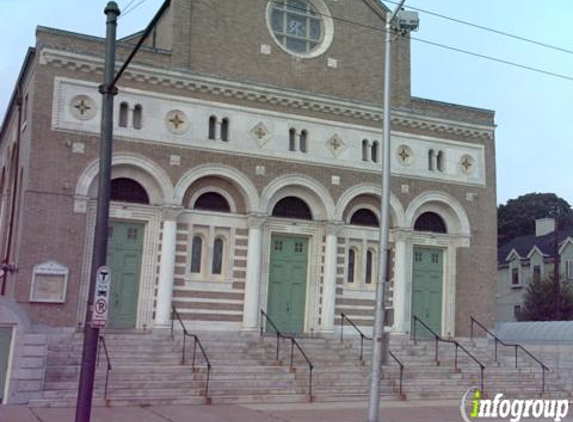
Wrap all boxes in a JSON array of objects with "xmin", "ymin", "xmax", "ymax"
[{"xmin": 39, "ymin": 48, "xmax": 495, "ymax": 141}]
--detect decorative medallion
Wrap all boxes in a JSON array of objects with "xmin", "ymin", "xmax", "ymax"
[
  {"xmin": 250, "ymin": 122, "xmax": 272, "ymax": 147},
  {"xmin": 165, "ymin": 110, "xmax": 189, "ymax": 134},
  {"xmin": 70, "ymin": 95, "xmax": 96, "ymax": 120},
  {"xmin": 396, "ymin": 145, "xmax": 414, "ymax": 166},
  {"xmin": 460, "ymin": 155, "xmax": 475, "ymax": 175},
  {"xmin": 326, "ymin": 134, "xmax": 345, "ymax": 157}
]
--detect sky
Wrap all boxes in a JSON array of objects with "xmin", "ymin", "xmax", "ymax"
[{"xmin": 1, "ymin": 0, "xmax": 572, "ymax": 205}]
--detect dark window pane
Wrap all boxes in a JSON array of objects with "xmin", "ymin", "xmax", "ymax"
[
  {"xmin": 365, "ymin": 250, "xmax": 373, "ymax": 284},
  {"xmin": 414, "ymin": 212, "xmax": 447, "ymax": 233},
  {"xmin": 133, "ymin": 104, "xmax": 142, "ymax": 130},
  {"xmin": 272, "ymin": 196, "xmax": 312, "ymax": 220},
  {"xmin": 191, "ymin": 236, "xmax": 202, "ymax": 273},
  {"xmin": 212, "ymin": 238, "xmax": 223, "ymax": 275},
  {"xmin": 286, "ymin": 37, "xmax": 307, "ymax": 53},
  {"xmin": 221, "ymin": 118, "xmax": 229, "ymax": 142},
  {"xmin": 119, "ymin": 102, "xmax": 128, "ymax": 128},
  {"xmin": 347, "ymin": 249, "xmax": 355, "ymax": 283},
  {"xmin": 350, "ymin": 209, "xmax": 379, "ymax": 227},
  {"xmin": 194, "ymin": 192, "xmax": 231, "ymax": 212},
  {"xmin": 272, "ymin": 9, "xmax": 284, "ymax": 32},
  {"xmin": 208, "ymin": 116, "xmax": 216, "ymax": 140},
  {"xmin": 111, "ymin": 178, "xmax": 149, "ymax": 204}
]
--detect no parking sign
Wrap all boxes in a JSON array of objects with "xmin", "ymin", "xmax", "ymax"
[{"xmin": 91, "ymin": 266, "xmax": 112, "ymax": 328}]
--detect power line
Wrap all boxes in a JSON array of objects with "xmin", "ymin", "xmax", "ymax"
[
  {"xmin": 261, "ymin": 0, "xmax": 573, "ymax": 82},
  {"xmin": 121, "ymin": 0, "xmax": 150, "ymax": 19},
  {"xmin": 383, "ymin": 0, "xmax": 573, "ymax": 56},
  {"xmin": 122, "ymin": 0, "xmax": 138, "ymax": 14}
]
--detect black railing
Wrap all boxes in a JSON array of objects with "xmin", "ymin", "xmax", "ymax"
[
  {"xmin": 470, "ymin": 316, "xmax": 549, "ymax": 394},
  {"xmin": 260, "ymin": 310, "xmax": 314, "ymax": 399},
  {"xmin": 413, "ymin": 315, "xmax": 485, "ymax": 394},
  {"xmin": 340, "ymin": 313, "xmax": 404, "ymax": 395},
  {"xmin": 96, "ymin": 335, "xmax": 112, "ymax": 400},
  {"xmin": 171, "ymin": 305, "xmax": 212, "ymax": 398}
]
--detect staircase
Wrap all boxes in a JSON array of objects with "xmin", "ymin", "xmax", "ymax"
[{"xmin": 29, "ymin": 330, "xmax": 570, "ymax": 407}]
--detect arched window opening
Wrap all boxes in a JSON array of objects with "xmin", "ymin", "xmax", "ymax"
[
  {"xmin": 347, "ymin": 249, "xmax": 356, "ymax": 284},
  {"xmin": 221, "ymin": 118, "xmax": 229, "ymax": 142},
  {"xmin": 208, "ymin": 116, "xmax": 217, "ymax": 140},
  {"xmin": 289, "ymin": 128, "xmax": 296, "ymax": 151},
  {"xmin": 194, "ymin": 192, "xmax": 231, "ymax": 213},
  {"xmin": 212, "ymin": 238, "xmax": 224, "ymax": 275},
  {"xmin": 437, "ymin": 151, "xmax": 444, "ymax": 172},
  {"xmin": 300, "ymin": 130, "xmax": 308, "ymax": 153},
  {"xmin": 365, "ymin": 250, "xmax": 374, "ymax": 285},
  {"xmin": 362, "ymin": 139, "xmax": 369, "ymax": 161},
  {"xmin": 428, "ymin": 149, "xmax": 435, "ymax": 171},
  {"xmin": 191, "ymin": 236, "xmax": 203, "ymax": 273},
  {"xmin": 350, "ymin": 208, "xmax": 379, "ymax": 227},
  {"xmin": 119, "ymin": 102, "xmax": 129, "ymax": 128},
  {"xmin": 414, "ymin": 212, "xmax": 447, "ymax": 233},
  {"xmin": 272, "ymin": 196, "xmax": 312, "ymax": 220},
  {"xmin": 110, "ymin": 178, "xmax": 149, "ymax": 204},
  {"xmin": 371, "ymin": 141, "xmax": 379, "ymax": 163},
  {"xmin": 133, "ymin": 104, "xmax": 142, "ymax": 130}
]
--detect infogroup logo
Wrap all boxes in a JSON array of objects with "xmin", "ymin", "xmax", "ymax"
[{"xmin": 460, "ymin": 388, "xmax": 570, "ymax": 422}]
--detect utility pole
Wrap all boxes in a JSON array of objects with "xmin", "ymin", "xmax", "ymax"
[
  {"xmin": 366, "ymin": 2, "xmax": 418, "ymax": 421},
  {"xmin": 74, "ymin": 2, "xmax": 171, "ymax": 421},
  {"xmin": 74, "ymin": 3, "xmax": 119, "ymax": 422}
]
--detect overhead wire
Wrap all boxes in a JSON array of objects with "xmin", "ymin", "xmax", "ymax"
[
  {"xmin": 262, "ymin": 0, "xmax": 573, "ymax": 82},
  {"xmin": 120, "ymin": 0, "xmax": 151, "ymax": 19}
]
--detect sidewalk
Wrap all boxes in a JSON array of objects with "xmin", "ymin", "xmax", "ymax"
[{"xmin": 4, "ymin": 400, "xmax": 568, "ymax": 422}]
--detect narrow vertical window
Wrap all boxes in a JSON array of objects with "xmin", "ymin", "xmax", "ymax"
[
  {"xmin": 511, "ymin": 267, "xmax": 519, "ymax": 286},
  {"xmin": 119, "ymin": 102, "xmax": 129, "ymax": 128},
  {"xmin": 212, "ymin": 238, "xmax": 224, "ymax": 275},
  {"xmin": 300, "ymin": 130, "xmax": 308, "ymax": 153},
  {"xmin": 191, "ymin": 236, "xmax": 203, "ymax": 273},
  {"xmin": 133, "ymin": 104, "xmax": 142, "ymax": 130},
  {"xmin": 428, "ymin": 149, "xmax": 435, "ymax": 171},
  {"xmin": 208, "ymin": 116, "xmax": 217, "ymax": 140},
  {"xmin": 437, "ymin": 151, "xmax": 444, "ymax": 172},
  {"xmin": 365, "ymin": 250, "xmax": 373, "ymax": 285},
  {"xmin": 221, "ymin": 118, "xmax": 229, "ymax": 142},
  {"xmin": 533, "ymin": 265, "xmax": 541, "ymax": 283},
  {"xmin": 362, "ymin": 139, "xmax": 369, "ymax": 161},
  {"xmin": 289, "ymin": 128, "xmax": 296, "ymax": 151},
  {"xmin": 347, "ymin": 249, "xmax": 355, "ymax": 284},
  {"xmin": 371, "ymin": 141, "xmax": 379, "ymax": 163}
]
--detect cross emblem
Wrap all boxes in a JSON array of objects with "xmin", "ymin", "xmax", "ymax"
[
  {"xmin": 398, "ymin": 148, "xmax": 410, "ymax": 162},
  {"xmin": 462, "ymin": 158, "xmax": 473, "ymax": 172},
  {"xmin": 74, "ymin": 99, "xmax": 91, "ymax": 115},
  {"xmin": 330, "ymin": 138, "xmax": 341, "ymax": 150},
  {"xmin": 254, "ymin": 126, "xmax": 267, "ymax": 139},
  {"xmin": 169, "ymin": 113, "xmax": 184, "ymax": 129}
]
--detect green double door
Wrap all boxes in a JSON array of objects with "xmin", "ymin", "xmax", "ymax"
[
  {"xmin": 0, "ymin": 327, "xmax": 12, "ymax": 403},
  {"xmin": 267, "ymin": 235, "xmax": 309, "ymax": 334},
  {"xmin": 106, "ymin": 221, "xmax": 144, "ymax": 329},
  {"xmin": 411, "ymin": 247, "xmax": 444, "ymax": 338}
]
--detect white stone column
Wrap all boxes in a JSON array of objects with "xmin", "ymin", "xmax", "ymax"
[
  {"xmin": 321, "ymin": 222, "xmax": 343, "ymax": 334},
  {"xmin": 242, "ymin": 215, "xmax": 265, "ymax": 331},
  {"xmin": 155, "ymin": 206, "xmax": 182, "ymax": 327},
  {"xmin": 392, "ymin": 232, "xmax": 409, "ymax": 333}
]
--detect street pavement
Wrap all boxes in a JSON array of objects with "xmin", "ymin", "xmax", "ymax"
[{"xmin": 3, "ymin": 400, "xmax": 573, "ymax": 422}]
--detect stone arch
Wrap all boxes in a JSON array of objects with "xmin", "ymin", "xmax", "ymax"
[
  {"xmin": 405, "ymin": 191, "xmax": 470, "ymax": 236},
  {"xmin": 174, "ymin": 164, "xmax": 259, "ymax": 213},
  {"xmin": 75, "ymin": 154, "xmax": 174, "ymax": 205},
  {"xmin": 260, "ymin": 174, "xmax": 334, "ymax": 221},
  {"xmin": 335, "ymin": 183, "xmax": 405, "ymax": 227}
]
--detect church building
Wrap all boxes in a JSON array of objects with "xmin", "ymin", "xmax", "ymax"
[{"xmin": 0, "ymin": 0, "xmax": 496, "ymax": 403}]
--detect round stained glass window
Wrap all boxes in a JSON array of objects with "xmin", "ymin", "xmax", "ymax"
[{"xmin": 267, "ymin": 0, "xmax": 333, "ymax": 58}]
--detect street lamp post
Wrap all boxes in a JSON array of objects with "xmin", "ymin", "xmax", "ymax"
[{"xmin": 366, "ymin": 3, "xmax": 418, "ymax": 422}]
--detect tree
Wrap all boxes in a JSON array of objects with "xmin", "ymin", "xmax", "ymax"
[
  {"xmin": 518, "ymin": 276, "xmax": 573, "ymax": 321},
  {"xmin": 498, "ymin": 193, "xmax": 573, "ymax": 246}
]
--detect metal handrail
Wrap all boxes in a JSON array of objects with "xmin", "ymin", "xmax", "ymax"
[
  {"xmin": 260, "ymin": 310, "xmax": 314, "ymax": 399},
  {"xmin": 470, "ymin": 316, "xmax": 549, "ymax": 393},
  {"xmin": 96, "ymin": 335, "xmax": 112, "ymax": 400},
  {"xmin": 413, "ymin": 315, "xmax": 485, "ymax": 394},
  {"xmin": 171, "ymin": 305, "xmax": 212, "ymax": 398},
  {"xmin": 340, "ymin": 313, "xmax": 404, "ymax": 395}
]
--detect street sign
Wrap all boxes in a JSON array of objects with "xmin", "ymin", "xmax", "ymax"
[{"xmin": 91, "ymin": 266, "xmax": 112, "ymax": 328}]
